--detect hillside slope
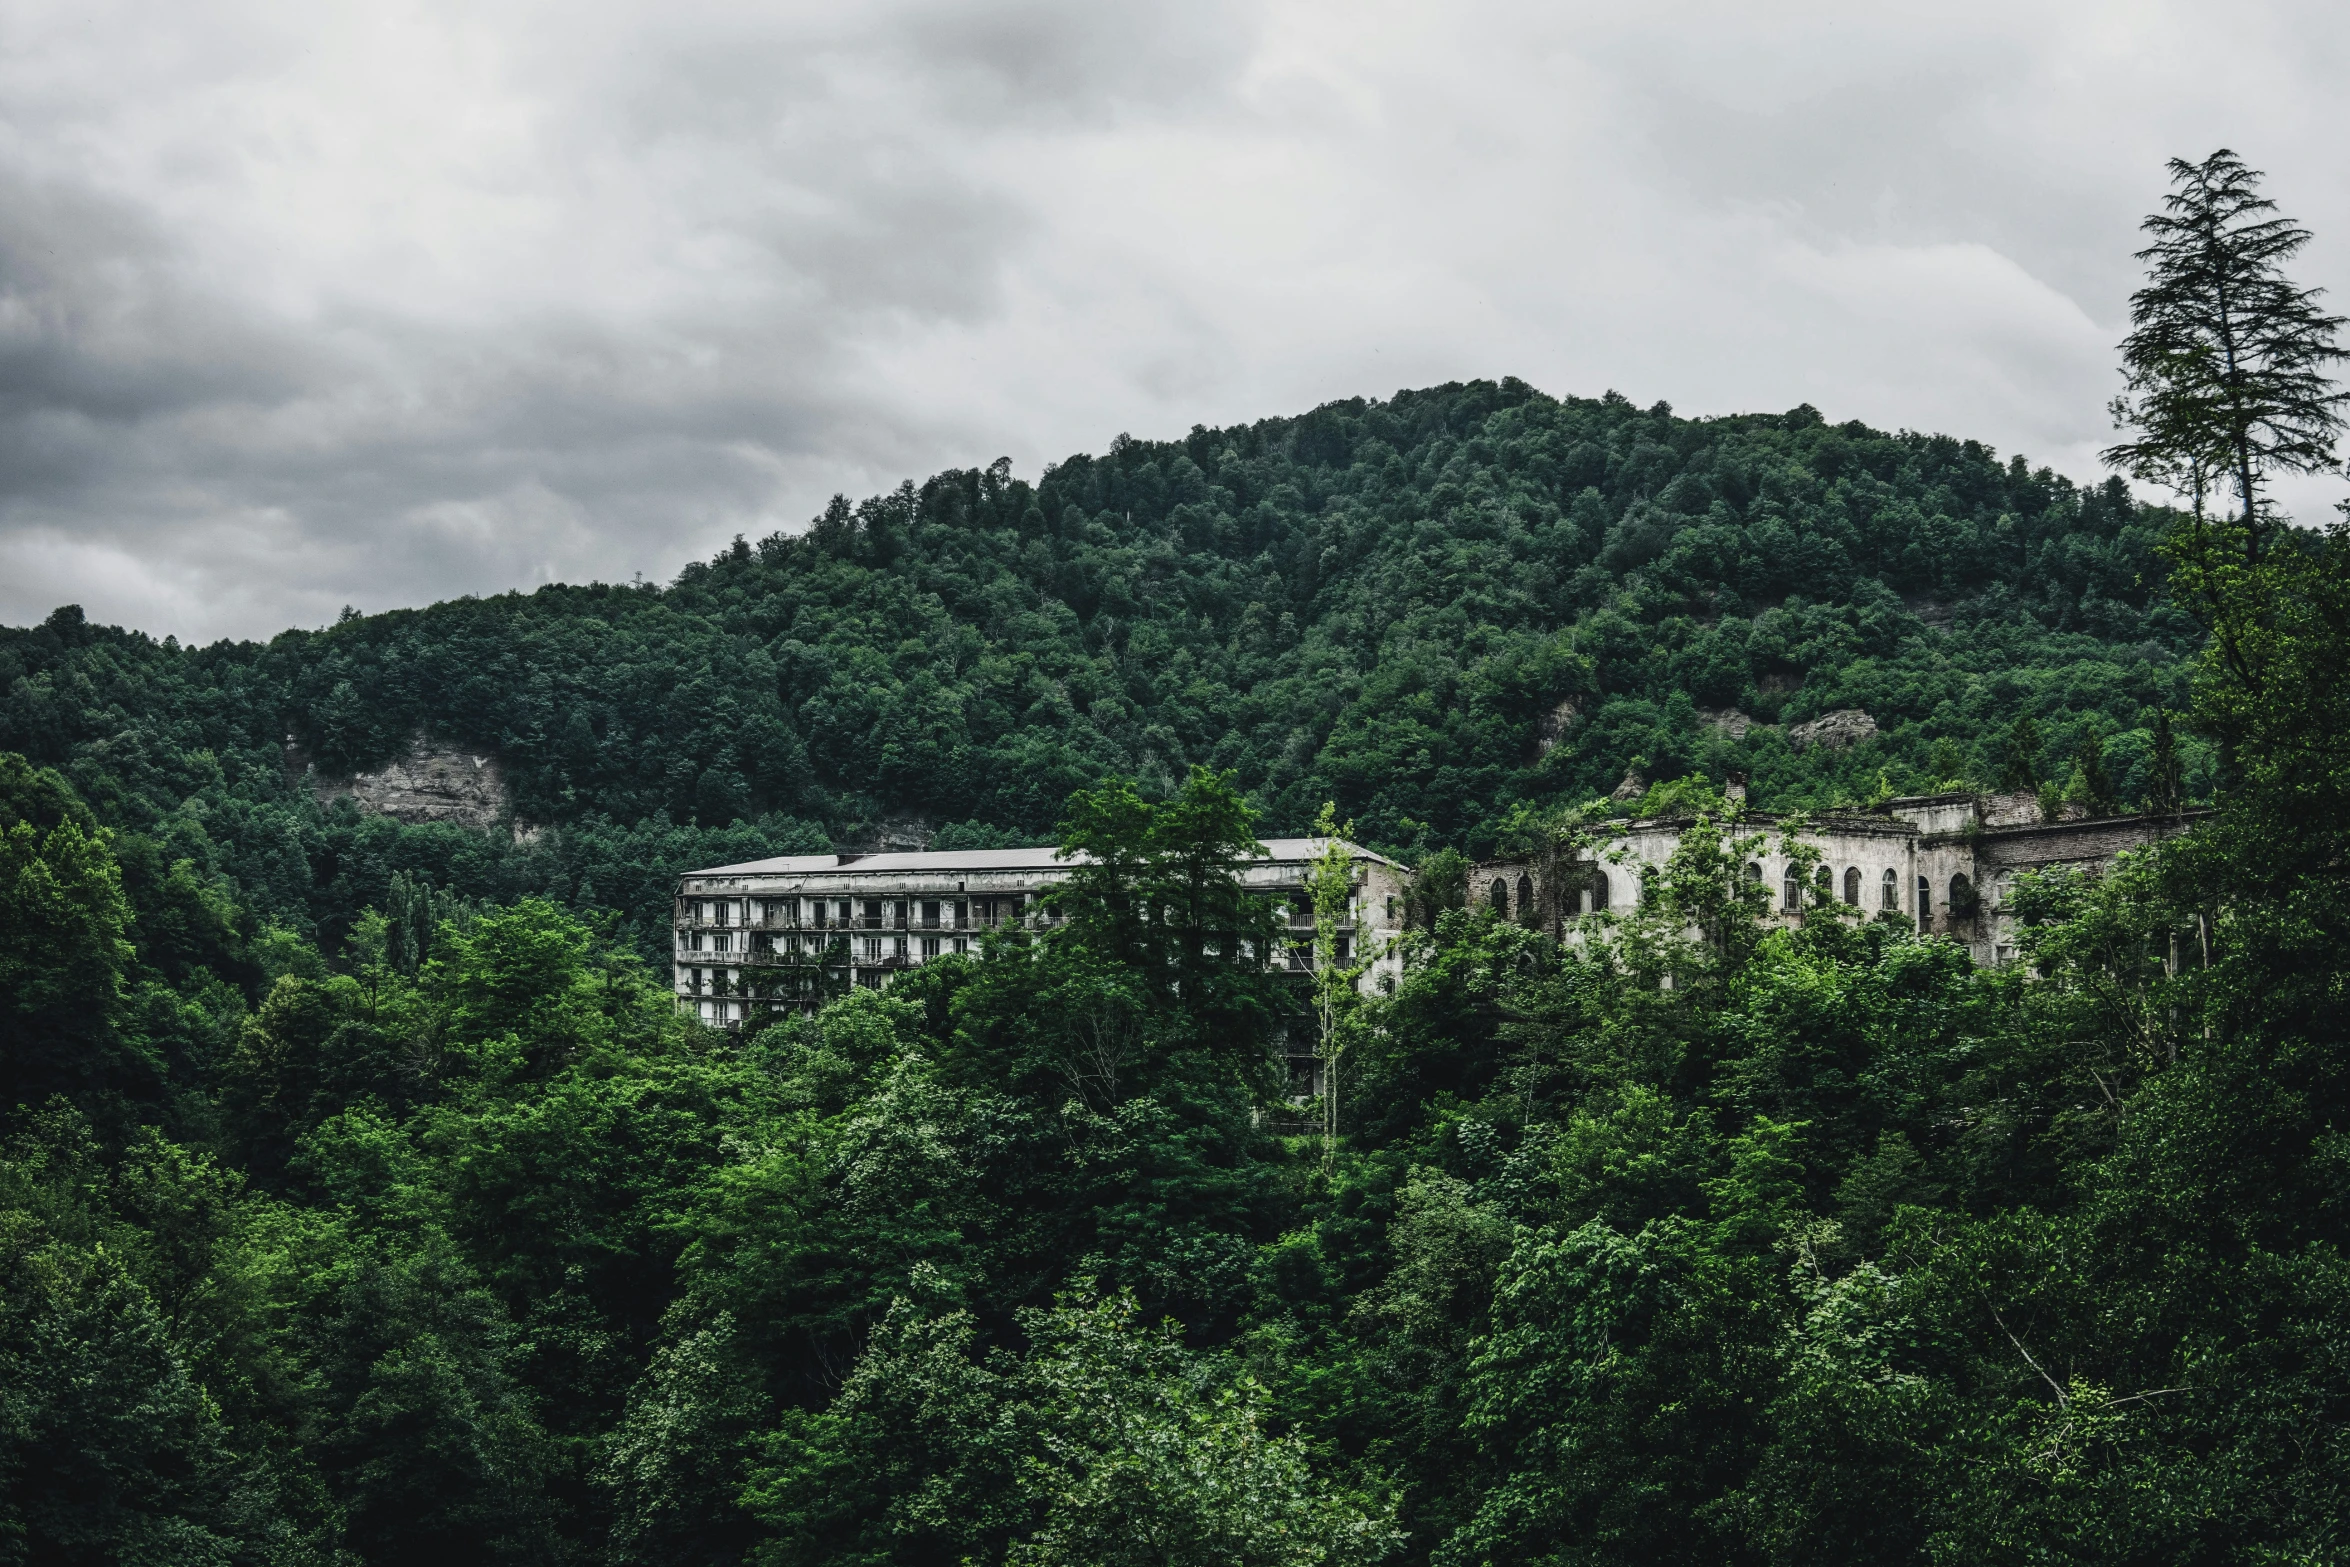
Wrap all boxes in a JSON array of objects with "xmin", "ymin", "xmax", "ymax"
[{"xmin": 0, "ymin": 377, "xmax": 2202, "ymax": 952}]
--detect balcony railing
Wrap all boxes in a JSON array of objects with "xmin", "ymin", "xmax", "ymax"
[
  {"xmin": 678, "ymin": 908, "xmax": 1032, "ymax": 932},
  {"xmin": 676, "ymin": 937, "xmax": 992, "ymax": 963},
  {"xmin": 677, "ymin": 944, "xmax": 844, "ymax": 966},
  {"xmin": 676, "ymin": 944, "xmax": 974, "ymax": 976}
]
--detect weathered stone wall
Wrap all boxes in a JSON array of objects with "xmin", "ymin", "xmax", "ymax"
[
  {"xmin": 1467, "ymin": 798, "xmax": 2201, "ymax": 966},
  {"xmin": 1974, "ymin": 816, "xmax": 2177, "ymax": 873},
  {"xmin": 1971, "ymin": 815, "xmax": 2195, "ymax": 963}
]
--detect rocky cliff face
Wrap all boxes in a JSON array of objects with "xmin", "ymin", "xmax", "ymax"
[
  {"xmin": 294, "ymin": 736, "xmax": 516, "ymax": 832},
  {"xmin": 1788, "ymin": 708, "xmax": 1878, "ymax": 752},
  {"xmin": 1534, "ymin": 698, "xmax": 1581, "ymax": 756}
]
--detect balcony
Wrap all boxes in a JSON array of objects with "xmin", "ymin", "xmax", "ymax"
[
  {"xmin": 680, "ymin": 903, "xmax": 1035, "ymax": 934},
  {"xmin": 676, "ymin": 935, "xmax": 987, "ymax": 968},
  {"xmin": 677, "ymin": 939, "xmax": 847, "ymax": 965}
]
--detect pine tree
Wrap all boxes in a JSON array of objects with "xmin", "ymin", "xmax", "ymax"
[
  {"xmin": 2106, "ymin": 149, "xmax": 2348, "ymax": 549},
  {"xmin": 385, "ymin": 870, "xmax": 431, "ymax": 976},
  {"xmin": 1996, "ymin": 716, "xmax": 2042, "ymax": 793},
  {"xmin": 2146, "ymin": 709, "xmax": 2187, "ymax": 816},
  {"xmin": 1928, "ymin": 737, "xmax": 1968, "ymax": 790},
  {"xmin": 2066, "ymin": 721, "xmax": 2119, "ymax": 818}
]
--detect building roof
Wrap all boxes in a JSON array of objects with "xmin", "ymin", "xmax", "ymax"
[
  {"xmin": 687, "ymin": 837, "xmax": 1403, "ymax": 880},
  {"xmin": 692, "ymin": 846, "xmax": 1064, "ymax": 876},
  {"xmin": 1260, "ymin": 837, "xmax": 1405, "ymax": 867}
]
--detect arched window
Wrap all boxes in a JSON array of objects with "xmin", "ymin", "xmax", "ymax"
[
  {"xmin": 1917, "ymin": 875, "xmax": 1932, "ymax": 932},
  {"xmin": 1782, "ymin": 867, "xmax": 1800, "ymax": 913},
  {"xmin": 1490, "ymin": 878, "xmax": 1509, "ymax": 916},
  {"xmin": 1843, "ymin": 866, "xmax": 1861, "ymax": 905},
  {"xmin": 1517, "ymin": 874, "xmax": 1535, "ymax": 924},
  {"xmin": 1949, "ymin": 872, "xmax": 1975, "ymax": 923},
  {"xmin": 1881, "ymin": 868, "xmax": 1899, "ymax": 911},
  {"xmin": 1590, "ymin": 871, "xmax": 1610, "ymax": 912},
  {"xmin": 1745, "ymin": 862, "xmax": 1763, "ymax": 884},
  {"xmin": 1814, "ymin": 864, "xmax": 1833, "ymax": 904}
]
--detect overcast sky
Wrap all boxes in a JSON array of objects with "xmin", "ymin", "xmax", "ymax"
[{"xmin": 3, "ymin": 0, "xmax": 2346, "ymax": 644}]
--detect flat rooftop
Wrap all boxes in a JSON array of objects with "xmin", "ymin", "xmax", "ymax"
[{"xmin": 689, "ymin": 837, "xmax": 1402, "ymax": 878}]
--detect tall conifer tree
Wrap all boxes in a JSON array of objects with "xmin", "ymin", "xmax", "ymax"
[{"xmin": 2107, "ymin": 149, "xmax": 2347, "ymax": 547}]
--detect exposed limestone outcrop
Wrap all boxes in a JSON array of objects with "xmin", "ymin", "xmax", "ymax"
[
  {"xmin": 1788, "ymin": 708, "xmax": 1878, "ymax": 752},
  {"xmin": 827, "ymin": 816, "xmax": 941, "ymax": 855},
  {"xmin": 297, "ymin": 735, "xmax": 517, "ymax": 833},
  {"xmin": 1697, "ymin": 706, "xmax": 1757, "ymax": 739},
  {"xmin": 1535, "ymin": 698, "xmax": 1580, "ymax": 756}
]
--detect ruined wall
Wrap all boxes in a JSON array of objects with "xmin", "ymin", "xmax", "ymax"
[
  {"xmin": 1974, "ymin": 815, "xmax": 2179, "ymax": 876},
  {"xmin": 1468, "ymin": 799, "xmax": 2201, "ymax": 967},
  {"xmin": 1971, "ymin": 813, "xmax": 2195, "ymax": 963}
]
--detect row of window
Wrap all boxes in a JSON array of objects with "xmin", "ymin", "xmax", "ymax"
[
  {"xmin": 683, "ymin": 915, "xmax": 1398, "ymax": 1019},
  {"xmin": 681, "ymin": 932, "xmax": 973, "ymax": 966},
  {"xmin": 686, "ymin": 895, "xmax": 1028, "ymax": 930},
  {"xmin": 1284, "ymin": 936, "xmax": 1354, "ymax": 969},
  {"xmin": 1490, "ymin": 864, "xmax": 1980, "ymax": 932},
  {"xmin": 682, "ymin": 937, "xmax": 970, "ymax": 987},
  {"xmin": 682, "ymin": 930, "xmax": 853, "ymax": 956},
  {"xmin": 693, "ymin": 887, "xmax": 1398, "ymax": 934},
  {"xmin": 1747, "ymin": 864, "xmax": 1975, "ymax": 930},
  {"xmin": 1746, "ymin": 862, "xmax": 1901, "ymax": 911},
  {"xmin": 853, "ymin": 935, "xmax": 970, "ymax": 961},
  {"xmin": 687, "ymin": 927, "xmax": 1375, "ymax": 996},
  {"xmin": 1486, "ymin": 873, "xmax": 1611, "ymax": 921}
]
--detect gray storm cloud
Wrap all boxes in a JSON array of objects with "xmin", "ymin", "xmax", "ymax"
[{"xmin": 1, "ymin": 0, "xmax": 2344, "ymax": 642}]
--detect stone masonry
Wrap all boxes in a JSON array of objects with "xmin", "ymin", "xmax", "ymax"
[{"xmin": 1472, "ymin": 792, "xmax": 2199, "ymax": 967}]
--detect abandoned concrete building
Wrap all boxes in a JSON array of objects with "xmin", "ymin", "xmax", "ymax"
[
  {"xmin": 1472, "ymin": 790, "xmax": 2198, "ymax": 967},
  {"xmin": 675, "ymin": 794, "xmax": 2193, "ymax": 1028},
  {"xmin": 673, "ymin": 840, "xmax": 1410, "ymax": 1028}
]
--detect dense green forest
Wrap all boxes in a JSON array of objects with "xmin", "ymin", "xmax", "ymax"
[
  {"xmin": 7, "ymin": 149, "xmax": 2348, "ymax": 1565},
  {"xmin": 6, "ymin": 502, "xmax": 2348, "ymax": 1561},
  {"xmin": 0, "ymin": 372, "xmax": 2207, "ymax": 968}
]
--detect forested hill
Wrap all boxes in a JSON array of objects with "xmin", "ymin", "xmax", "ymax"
[{"xmin": 1, "ymin": 377, "xmax": 2201, "ymax": 957}]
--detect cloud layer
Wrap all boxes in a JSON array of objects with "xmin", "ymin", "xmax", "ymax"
[{"xmin": 3, "ymin": 0, "xmax": 2345, "ymax": 642}]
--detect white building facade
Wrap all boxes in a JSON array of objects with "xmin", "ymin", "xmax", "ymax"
[
  {"xmin": 1474, "ymin": 792, "xmax": 2198, "ymax": 966},
  {"xmin": 674, "ymin": 839, "xmax": 1410, "ymax": 1027}
]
